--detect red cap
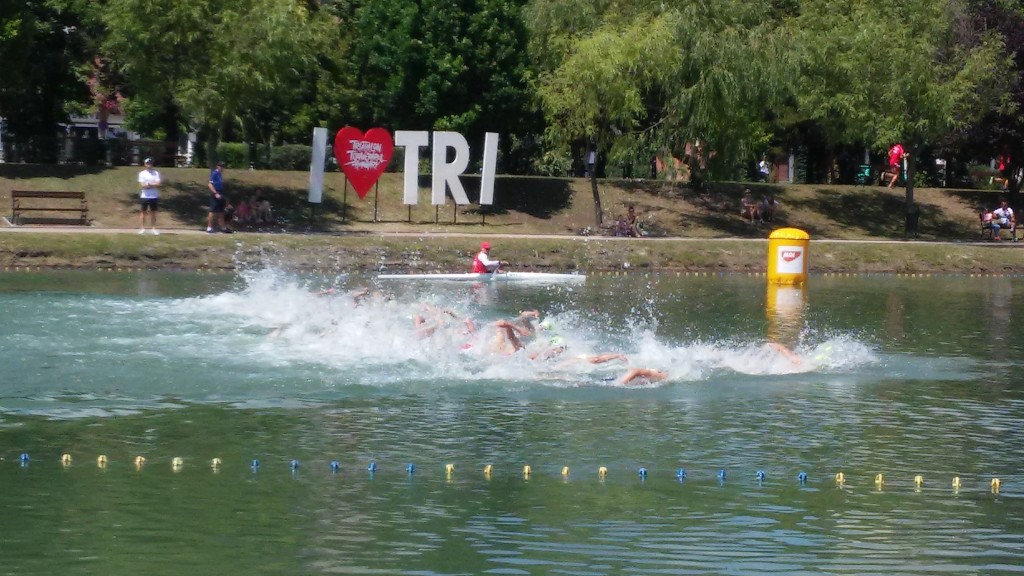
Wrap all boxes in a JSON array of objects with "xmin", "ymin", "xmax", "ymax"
[{"xmin": 481, "ymin": 242, "xmax": 491, "ymax": 250}]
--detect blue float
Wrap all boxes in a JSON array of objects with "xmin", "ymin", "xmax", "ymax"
[
  {"xmin": 330, "ymin": 460, "xmax": 340, "ymax": 472},
  {"xmin": 718, "ymin": 469, "xmax": 727, "ymax": 480},
  {"xmin": 19, "ymin": 453, "xmax": 29, "ymax": 463},
  {"xmin": 368, "ymin": 462, "xmax": 377, "ymax": 472},
  {"xmin": 638, "ymin": 467, "xmax": 648, "ymax": 478},
  {"xmin": 798, "ymin": 471, "xmax": 808, "ymax": 483},
  {"xmin": 251, "ymin": 459, "xmax": 260, "ymax": 471},
  {"xmin": 756, "ymin": 470, "xmax": 766, "ymax": 482},
  {"xmin": 406, "ymin": 463, "xmax": 415, "ymax": 474},
  {"xmin": 290, "ymin": 459, "xmax": 300, "ymax": 470},
  {"xmin": 676, "ymin": 468, "xmax": 687, "ymax": 480}
]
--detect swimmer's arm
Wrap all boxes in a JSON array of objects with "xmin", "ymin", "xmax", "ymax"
[
  {"xmin": 586, "ymin": 353, "xmax": 628, "ymax": 365},
  {"xmin": 767, "ymin": 342, "xmax": 802, "ymax": 365}
]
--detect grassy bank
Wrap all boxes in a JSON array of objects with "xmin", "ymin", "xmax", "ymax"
[
  {"xmin": 1, "ymin": 164, "xmax": 1022, "ymax": 273},
  {"xmin": 3, "ymin": 232, "xmax": 1024, "ymax": 276}
]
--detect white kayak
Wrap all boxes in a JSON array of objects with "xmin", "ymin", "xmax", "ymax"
[{"xmin": 377, "ymin": 271, "xmax": 586, "ymax": 283}]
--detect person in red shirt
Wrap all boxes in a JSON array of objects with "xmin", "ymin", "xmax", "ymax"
[
  {"xmin": 887, "ymin": 143, "xmax": 906, "ymax": 189},
  {"xmin": 472, "ymin": 241, "xmax": 507, "ymax": 273}
]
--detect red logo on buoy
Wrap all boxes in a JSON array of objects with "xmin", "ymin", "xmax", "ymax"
[{"xmin": 781, "ymin": 250, "xmax": 801, "ymax": 262}]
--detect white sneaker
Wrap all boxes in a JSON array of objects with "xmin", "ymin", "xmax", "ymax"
[
  {"xmin": 138, "ymin": 229, "xmax": 145, "ymax": 234},
  {"xmin": 151, "ymin": 229, "xmax": 160, "ymax": 235}
]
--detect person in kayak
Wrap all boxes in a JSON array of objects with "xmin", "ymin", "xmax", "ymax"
[{"xmin": 472, "ymin": 241, "xmax": 508, "ymax": 273}]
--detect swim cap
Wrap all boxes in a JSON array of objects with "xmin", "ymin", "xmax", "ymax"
[
  {"xmin": 549, "ymin": 336, "xmax": 565, "ymax": 347},
  {"xmin": 539, "ymin": 320, "xmax": 553, "ymax": 330},
  {"xmin": 481, "ymin": 241, "xmax": 491, "ymax": 250}
]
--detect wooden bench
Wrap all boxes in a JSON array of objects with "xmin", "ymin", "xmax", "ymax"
[{"xmin": 11, "ymin": 191, "xmax": 89, "ymax": 225}]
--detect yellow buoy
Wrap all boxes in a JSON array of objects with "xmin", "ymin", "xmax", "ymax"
[
  {"xmin": 952, "ymin": 476, "xmax": 962, "ymax": 489},
  {"xmin": 835, "ymin": 472, "xmax": 845, "ymax": 485},
  {"xmin": 561, "ymin": 466, "xmax": 570, "ymax": 476},
  {"xmin": 767, "ymin": 228, "xmax": 810, "ymax": 285},
  {"xmin": 134, "ymin": 455, "xmax": 146, "ymax": 469},
  {"xmin": 61, "ymin": 454, "xmax": 72, "ymax": 466},
  {"xmin": 598, "ymin": 466, "xmax": 608, "ymax": 477},
  {"xmin": 874, "ymin": 473, "xmax": 884, "ymax": 486},
  {"xmin": 445, "ymin": 463, "xmax": 455, "ymax": 475},
  {"xmin": 914, "ymin": 475, "xmax": 923, "ymax": 486},
  {"xmin": 97, "ymin": 455, "xmax": 108, "ymax": 467},
  {"xmin": 211, "ymin": 458, "xmax": 222, "ymax": 469},
  {"xmin": 172, "ymin": 457, "xmax": 183, "ymax": 469},
  {"xmin": 522, "ymin": 465, "xmax": 531, "ymax": 477},
  {"xmin": 991, "ymin": 478, "xmax": 1001, "ymax": 492},
  {"xmin": 483, "ymin": 464, "xmax": 493, "ymax": 476}
]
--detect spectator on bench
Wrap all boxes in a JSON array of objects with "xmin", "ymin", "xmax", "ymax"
[{"xmin": 991, "ymin": 198, "xmax": 1017, "ymax": 242}]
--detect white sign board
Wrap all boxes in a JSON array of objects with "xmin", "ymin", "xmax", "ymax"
[{"xmin": 308, "ymin": 127, "xmax": 327, "ymax": 204}]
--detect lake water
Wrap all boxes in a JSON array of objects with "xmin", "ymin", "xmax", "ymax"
[{"xmin": 0, "ymin": 269, "xmax": 1021, "ymax": 575}]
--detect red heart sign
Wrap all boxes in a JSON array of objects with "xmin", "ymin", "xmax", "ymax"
[{"xmin": 333, "ymin": 127, "xmax": 394, "ymax": 199}]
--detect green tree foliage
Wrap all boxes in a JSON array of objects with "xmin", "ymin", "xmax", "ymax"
[
  {"xmin": 343, "ymin": 0, "xmax": 539, "ymax": 169},
  {"xmin": 0, "ymin": 0, "xmax": 96, "ymax": 161},
  {"xmin": 531, "ymin": 0, "xmax": 795, "ymax": 224},
  {"xmin": 793, "ymin": 0, "xmax": 1007, "ymax": 210},
  {"xmin": 102, "ymin": 0, "xmax": 328, "ymax": 162},
  {"xmin": 940, "ymin": 0, "xmax": 1024, "ymax": 196}
]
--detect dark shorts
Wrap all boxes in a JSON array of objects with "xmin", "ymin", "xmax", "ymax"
[
  {"xmin": 140, "ymin": 198, "xmax": 159, "ymax": 212},
  {"xmin": 210, "ymin": 195, "xmax": 226, "ymax": 213}
]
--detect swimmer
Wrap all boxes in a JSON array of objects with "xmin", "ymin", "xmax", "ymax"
[
  {"xmin": 766, "ymin": 342, "xmax": 802, "ymax": 365},
  {"xmin": 412, "ymin": 304, "xmax": 475, "ymax": 339},
  {"xmin": 488, "ymin": 318, "xmax": 533, "ymax": 354},
  {"xmin": 619, "ymin": 368, "xmax": 668, "ymax": 386}
]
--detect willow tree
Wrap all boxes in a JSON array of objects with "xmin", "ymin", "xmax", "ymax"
[
  {"xmin": 530, "ymin": 0, "xmax": 794, "ymax": 225},
  {"xmin": 794, "ymin": 0, "xmax": 1007, "ymax": 225}
]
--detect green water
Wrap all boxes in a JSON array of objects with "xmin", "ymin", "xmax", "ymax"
[{"xmin": 0, "ymin": 270, "xmax": 1021, "ymax": 575}]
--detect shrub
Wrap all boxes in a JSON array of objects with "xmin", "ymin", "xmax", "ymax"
[
  {"xmin": 269, "ymin": 144, "xmax": 313, "ymax": 171},
  {"xmin": 216, "ymin": 142, "xmax": 249, "ymax": 168}
]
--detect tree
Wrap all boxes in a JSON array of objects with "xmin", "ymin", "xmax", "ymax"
[
  {"xmin": 531, "ymin": 0, "xmax": 795, "ymax": 224},
  {"xmin": 942, "ymin": 0, "xmax": 1024, "ymax": 198},
  {"xmin": 102, "ymin": 0, "xmax": 327, "ymax": 163},
  {"xmin": 343, "ymin": 0, "xmax": 540, "ymax": 170},
  {"xmin": 0, "ymin": 0, "xmax": 96, "ymax": 162},
  {"xmin": 793, "ymin": 0, "xmax": 1008, "ymax": 230}
]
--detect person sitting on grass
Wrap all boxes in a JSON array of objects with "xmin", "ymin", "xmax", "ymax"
[
  {"xmin": 626, "ymin": 205, "xmax": 643, "ymax": 237},
  {"xmin": 741, "ymin": 189, "xmax": 761, "ymax": 224},
  {"xmin": 760, "ymin": 194, "xmax": 779, "ymax": 223},
  {"xmin": 235, "ymin": 198, "xmax": 252, "ymax": 224}
]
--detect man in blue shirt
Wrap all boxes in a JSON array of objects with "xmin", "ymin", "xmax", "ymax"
[{"xmin": 206, "ymin": 161, "xmax": 231, "ymax": 233}]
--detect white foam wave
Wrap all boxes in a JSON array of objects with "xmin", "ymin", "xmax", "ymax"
[{"xmin": 143, "ymin": 268, "xmax": 880, "ymax": 389}]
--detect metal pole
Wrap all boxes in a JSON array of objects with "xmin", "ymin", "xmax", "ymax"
[{"xmin": 342, "ymin": 179, "xmax": 349, "ymax": 223}]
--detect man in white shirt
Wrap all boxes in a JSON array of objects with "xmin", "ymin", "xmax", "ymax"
[
  {"xmin": 992, "ymin": 199, "xmax": 1016, "ymax": 241},
  {"xmin": 138, "ymin": 157, "xmax": 161, "ymax": 235}
]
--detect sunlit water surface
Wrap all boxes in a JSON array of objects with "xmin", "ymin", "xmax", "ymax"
[{"xmin": 0, "ymin": 269, "xmax": 1021, "ymax": 575}]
